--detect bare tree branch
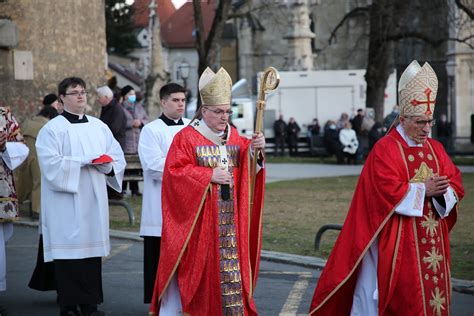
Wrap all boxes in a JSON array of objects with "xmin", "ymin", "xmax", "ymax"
[
  {"xmin": 328, "ymin": 6, "xmax": 370, "ymax": 45},
  {"xmin": 454, "ymin": 0, "xmax": 474, "ymax": 20},
  {"xmin": 386, "ymin": 32, "xmax": 445, "ymax": 46}
]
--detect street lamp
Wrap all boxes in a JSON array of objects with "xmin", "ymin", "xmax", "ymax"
[
  {"xmin": 179, "ymin": 61, "xmax": 190, "ymax": 117},
  {"xmin": 179, "ymin": 61, "xmax": 190, "ymax": 89}
]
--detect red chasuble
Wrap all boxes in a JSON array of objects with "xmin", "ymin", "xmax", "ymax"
[
  {"xmin": 310, "ymin": 129, "xmax": 464, "ymax": 316},
  {"xmin": 149, "ymin": 124, "xmax": 265, "ymax": 315}
]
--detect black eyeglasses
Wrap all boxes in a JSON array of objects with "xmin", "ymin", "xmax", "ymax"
[
  {"xmin": 204, "ymin": 107, "xmax": 233, "ymax": 116},
  {"xmin": 65, "ymin": 91, "xmax": 88, "ymax": 97}
]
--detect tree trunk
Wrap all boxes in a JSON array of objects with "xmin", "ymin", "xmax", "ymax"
[
  {"xmin": 193, "ymin": 0, "xmax": 233, "ymax": 108},
  {"xmin": 365, "ymin": 0, "xmax": 396, "ymax": 122}
]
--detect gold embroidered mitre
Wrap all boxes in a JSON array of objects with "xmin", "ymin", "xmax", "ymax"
[
  {"xmin": 398, "ymin": 60, "xmax": 438, "ymax": 117},
  {"xmin": 199, "ymin": 67, "xmax": 232, "ymax": 106}
]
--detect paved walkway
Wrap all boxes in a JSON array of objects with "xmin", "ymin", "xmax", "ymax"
[{"xmin": 266, "ymin": 163, "xmax": 474, "ymax": 183}]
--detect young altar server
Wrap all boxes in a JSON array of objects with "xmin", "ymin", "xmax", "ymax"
[{"xmin": 36, "ymin": 77, "xmax": 126, "ymax": 316}]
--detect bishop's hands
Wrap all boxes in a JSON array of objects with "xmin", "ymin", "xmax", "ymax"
[
  {"xmin": 250, "ymin": 132, "xmax": 265, "ymax": 151},
  {"xmin": 211, "ymin": 166, "xmax": 233, "ymax": 185},
  {"xmin": 424, "ymin": 175, "xmax": 450, "ymax": 197}
]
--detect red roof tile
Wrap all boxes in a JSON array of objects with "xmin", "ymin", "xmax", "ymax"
[
  {"xmin": 160, "ymin": 1, "xmax": 216, "ymax": 48},
  {"xmin": 133, "ymin": 0, "xmax": 176, "ymax": 28}
]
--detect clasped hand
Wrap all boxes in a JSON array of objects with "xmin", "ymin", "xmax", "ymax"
[
  {"xmin": 211, "ymin": 166, "xmax": 232, "ymax": 185},
  {"xmin": 424, "ymin": 175, "xmax": 449, "ymax": 197}
]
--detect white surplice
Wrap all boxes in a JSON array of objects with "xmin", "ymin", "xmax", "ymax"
[
  {"xmin": 36, "ymin": 115, "xmax": 125, "ymax": 262},
  {"xmin": 138, "ymin": 118, "xmax": 190, "ymax": 237}
]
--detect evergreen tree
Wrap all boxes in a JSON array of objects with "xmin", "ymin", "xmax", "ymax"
[{"xmin": 105, "ymin": 0, "xmax": 139, "ymax": 55}]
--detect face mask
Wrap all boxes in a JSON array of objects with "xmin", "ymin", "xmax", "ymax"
[
  {"xmin": 127, "ymin": 95, "xmax": 136, "ymax": 103},
  {"xmin": 329, "ymin": 124, "xmax": 336, "ymax": 130}
]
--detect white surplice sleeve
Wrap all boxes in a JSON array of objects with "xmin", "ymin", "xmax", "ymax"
[
  {"xmin": 1, "ymin": 142, "xmax": 29, "ymax": 170},
  {"xmin": 104, "ymin": 127, "xmax": 126, "ymax": 193},
  {"xmin": 432, "ymin": 186, "xmax": 457, "ymax": 218},
  {"xmin": 395, "ymin": 183, "xmax": 425, "ymax": 217},
  {"xmin": 36, "ymin": 126, "xmax": 86, "ymax": 193},
  {"xmin": 138, "ymin": 125, "xmax": 166, "ymax": 181}
]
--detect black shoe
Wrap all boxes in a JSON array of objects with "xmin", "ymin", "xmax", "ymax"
[
  {"xmin": 131, "ymin": 191, "xmax": 142, "ymax": 197},
  {"xmin": 0, "ymin": 304, "xmax": 7, "ymax": 316},
  {"xmin": 79, "ymin": 304, "xmax": 105, "ymax": 316},
  {"xmin": 59, "ymin": 306, "xmax": 81, "ymax": 316}
]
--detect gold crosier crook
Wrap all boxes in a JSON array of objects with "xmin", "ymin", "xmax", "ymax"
[{"xmin": 250, "ymin": 67, "xmax": 280, "ymax": 209}]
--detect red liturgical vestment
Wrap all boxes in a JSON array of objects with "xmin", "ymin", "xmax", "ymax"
[
  {"xmin": 150, "ymin": 124, "xmax": 265, "ymax": 315},
  {"xmin": 310, "ymin": 128, "xmax": 464, "ymax": 315}
]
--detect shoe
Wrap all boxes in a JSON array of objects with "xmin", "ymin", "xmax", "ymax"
[
  {"xmin": 131, "ymin": 191, "xmax": 142, "ymax": 197},
  {"xmin": 60, "ymin": 306, "xmax": 81, "ymax": 316},
  {"xmin": 0, "ymin": 304, "xmax": 7, "ymax": 316}
]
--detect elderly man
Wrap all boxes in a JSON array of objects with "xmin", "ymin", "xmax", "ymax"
[
  {"xmin": 36, "ymin": 77, "xmax": 126, "ymax": 316},
  {"xmin": 97, "ymin": 85, "xmax": 127, "ymax": 149},
  {"xmin": 310, "ymin": 61, "xmax": 464, "ymax": 316},
  {"xmin": 150, "ymin": 67, "xmax": 266, "ymax": 315}
]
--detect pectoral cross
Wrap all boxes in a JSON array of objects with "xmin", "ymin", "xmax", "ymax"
[{"xmin": 410, "ymin": 88, "xmax": 434, "ymax": 115}]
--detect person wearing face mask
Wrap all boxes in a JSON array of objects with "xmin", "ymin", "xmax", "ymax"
[
  {"xmin": 310, "ymin": 61, "xmax": 464, "ymax": 316},
  {"xmin": 120, "ymin": 85, "xmax": 149, "ymax": 196}
]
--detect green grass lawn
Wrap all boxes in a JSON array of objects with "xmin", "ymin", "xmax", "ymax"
[
  {"xmin": 262, "ymin": 174, "xmax": 474, "ymax": 280},
  {"xmin": 110, "ymin": 172, "xmax": 474, "ymax": 280}
]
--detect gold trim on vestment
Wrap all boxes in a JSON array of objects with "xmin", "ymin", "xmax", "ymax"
[
  {"xmin": 310, "ymin": 209, "xmax": 397, "ymax": 314},
  {"xmin": 311, "ymin": 136, "xmax": 412, "ymax": 315},
  {"xmin": 413, "ymin": 210, "xmax": 428, "ymax": 316},
  {"xmin": 158, "ymin": 184, "xmax": 211, "ymax": 303},
  {"xmin": 247, "ymin": 147, "xmax": 253, "ymax": 300},
  {"xmin": 389, "ymin": 218, "xmax": 404, "ymax": 292},
  {"xmin": 439, "ymin": 221, "xmax": 451, "ymax": 315}
]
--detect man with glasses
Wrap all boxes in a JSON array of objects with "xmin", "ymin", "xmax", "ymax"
[
  {"xmin": 149, "ymin": 68, "xmax": 266, "ymax": 315},
  {"xmin": 36, "ymin": 77, "xmax": 126, "ymax": 316},
  {"xmin": 310, "ymin": 61, "xmax": 464, "ymax": 315}
]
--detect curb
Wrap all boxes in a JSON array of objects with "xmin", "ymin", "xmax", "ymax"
[{"xmin": 15, "ymin": 219, "xmax": 474, "ymax": 295}]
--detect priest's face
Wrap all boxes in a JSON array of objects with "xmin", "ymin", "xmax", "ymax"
[
  {"xmin": 202, "ymin": 104, "xmax": 231, "ymax": 133},
  {"xmin": 161, "ymin": 92, "xmax": 186, "ymax": 120},
  {"xmin": 61, "ymin": 84, "xmax": 88, "ymax": 114},
  {"xmin": 400, "ymin": 114, "xmax": 434, "ymax": 144}
]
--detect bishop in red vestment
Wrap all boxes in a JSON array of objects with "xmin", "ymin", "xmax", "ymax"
[
  {"xmin": 150, "ymin": 67, "xmax": 266, "ymax": 315},
  {"xmin": 310, "ymin": 61, "xmax": 464, "ymax": 316}
]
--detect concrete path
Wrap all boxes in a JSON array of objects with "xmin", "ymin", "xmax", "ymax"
[{"xmin": 266, "ymin": 163, "xmax": 474, "ymax": 183}]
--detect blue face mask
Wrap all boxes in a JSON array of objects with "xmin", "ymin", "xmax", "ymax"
[{"xmin": 127, "ymin": 95, "xmax": 136, "ymax": 103}]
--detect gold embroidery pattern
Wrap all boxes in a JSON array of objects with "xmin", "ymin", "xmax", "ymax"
[
  {"xmin": 218, "ymin": 181, "xmax": 244, "ymax": 315},
  {"xmin": 408, "ymin": 154, "xmax": 415, "ymax": 162},
  {"xmin": 195, "ymin": 145, "xmax": 240, "ymax": 168},
  {"xmin": 420, "ymin": 211, "xmax": 439, "ymax": 237},
  {"xmin": 410, "ymin": 162, "xmax": 434, "ymax": 183},
  {"xmin": 429, "ymin": 287, "xmax": 446, "ymax": 316},
  {"xmin": 418, "ymin": 151, "xmax": 425, "ymax": 158},
  {"xmin": 427, "ymin": 154, "xmax": 433, "ymax": 160},
  {"xmin": 423, "ymin": 247, "xmax": 443, "ymax": 273}
]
